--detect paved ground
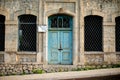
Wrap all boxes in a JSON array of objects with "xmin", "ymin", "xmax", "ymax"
[{"xmin": 0, "ymin": 68, "xmax": 120, "ymax": 80}]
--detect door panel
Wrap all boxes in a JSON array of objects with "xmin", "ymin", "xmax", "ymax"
[
  {"xmin": 61, "ymin": 31, "xmax": 72, "ymax": 49},
  {"xmin": 51, "ymin": 32, "xmax": 59, "ymax": 48},
  {"xmin": 61, "ymin": 31, "xmax": 72, "ymax": 64},
  {"xmin": 50, "ymin": 50, "xmax": 59, "ymax": 64},
  {"xmin": 48, "ymin": 31, "xmax": 72, "ymax": 65},
  {"xmin": 48, "ymin": 31, "xmax": 60, "ymax": 64},
  {"xmin": 61, "ymin": 51, "xmax": 72, "ymax": 64}
]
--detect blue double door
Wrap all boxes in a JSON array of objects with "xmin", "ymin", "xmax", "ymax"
[{"xmin": 48, "ymin": 30, "xmax": 73, "ymax": 65}]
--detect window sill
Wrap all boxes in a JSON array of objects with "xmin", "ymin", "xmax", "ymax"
[
  {"xmin": 84, "ymin": 52, "xmax": 104, "ymax": 55},
  {"xmin": 116, "ymin": 52, "xmax": 120, "ymax": 54},
  {"xmin": 0, "ymin": 52, "xmax": 5, "ymax": 54},
  {"xmin": 17, "ymin": 52, "xmax": 37, "ymax": 55}
]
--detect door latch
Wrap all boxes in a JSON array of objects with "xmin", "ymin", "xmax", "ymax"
[{"xmin": 58, "ymin": 43, "xmax": 63, "ymax": 51}]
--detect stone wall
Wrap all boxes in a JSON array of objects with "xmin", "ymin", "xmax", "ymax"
[
  {"xmin": 0, "ymin": 64, "xmax": 77, "ymax": 75},
  {"xmin": 0, "ymin": 54, "xmax": 4, "ymax": 63},
  {"xmin": 83, "ymin": 0, "xmax": 120, "ymax": 18},
  {"xmin": 0, "ymin": 64, "xmax": 42, "ymax": 75},
  {"xmin": 5, "ymin": 23, "xmax": 18, "ymax": 52},
  {"xmin": 18, "ymin": 54, "xmax": 37, "ymax": 63},
  {"xmin": 0, "ymin": 63, "xmax": 120, "ymax": 76},
  {"xmin": 116, "ymin": 54, "xmax": 120, "ymax": 62},
  {"xmin": 3, "ymin": 0, "xmax": 39, "ymax": 20},
  {"xmin": 84, "ymin": 54, "xmax": 104, "ymax": 65}
]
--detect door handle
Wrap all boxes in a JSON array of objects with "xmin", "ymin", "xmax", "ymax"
[
  {"xmin": 58, "ymin": 42, "xmax": 63, "ymax": 51},
  {"xmin": 58, "ymin": 48, "xmax": 63, "ymax": 51}
]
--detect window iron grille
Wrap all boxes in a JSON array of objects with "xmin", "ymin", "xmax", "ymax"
[
  {"xmin": 84, "ymin": 15, "xmax": 103, "ymax": 51},
  {"xmin": 0, "ymin": 15, "xmax": 5, "ymax": 51},
  {"xmin": 115, "ymin": 16, "xmax": 120, "ymax": 51},
  {"xmin": 18, "ymin": 14, "xmax": 37, "ymax": 51}
]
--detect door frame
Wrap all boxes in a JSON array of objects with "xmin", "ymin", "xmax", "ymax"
[
  {"xmin": 45, "ymin": 10, "xmax": 78, "ymax": 65},
  {"xmin": 47, "ymin": 14, "xmax": 73, "ymax": 65}
]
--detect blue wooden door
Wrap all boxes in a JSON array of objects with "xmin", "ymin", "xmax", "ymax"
[
  {"xmin": 48, "ymin": 14, "xmax": 73, "ymax": 65},
  {"xmin": 48, "ymin": 31, "xmax": 72, "ymax": 64}
]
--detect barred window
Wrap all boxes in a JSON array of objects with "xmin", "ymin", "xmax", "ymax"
[
  {"xmin": 0, "ymin": 15, "xmax": 5, "ymax": 51},
  {"xmin": 115, "ymin": 16, "xmax": 120, "ymax": 51},
  {"xmin": 84, "ymin": 15, "xmax": 103, "ymax": 51},
  {"xmin": 18, "ymin": 14, "xmax": 37, "ymax": 51}
]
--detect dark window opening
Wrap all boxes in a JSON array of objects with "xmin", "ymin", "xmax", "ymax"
[
  {"xmin": 0, "ymin": 15, "xmax": 5, "ymax": 51},
  {"xmin": 48, "ymin": 14, "xmax": 72, "ymax": 28},
  {"xmin": 18, "ymin": 14, "xmax": 37, "ymax": 51},
  {"xmin": 115, "ymin": 16, "xmax": 120, "ymax": 51},
  {"xmin": 84, "ymin": 15, "xmax": 103, "ymax": 51}
]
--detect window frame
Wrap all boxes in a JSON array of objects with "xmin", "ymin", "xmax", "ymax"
[{"xmin": 18, "ymin": 14, "xmax": 37, "ymax": 52}]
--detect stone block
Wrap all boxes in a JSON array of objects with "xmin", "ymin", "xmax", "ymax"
[
  {"xmin": 0, "ymin": 54, "xmax": 4, "ymax": 62},
  {"xmin": 104, "ymin": 53, "xmax": 117, "ymax": 64}
]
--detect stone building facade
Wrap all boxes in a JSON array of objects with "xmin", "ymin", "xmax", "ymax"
[{"xmin": 0, "ymin": 0, "xmax": 120, "ymax": 66}]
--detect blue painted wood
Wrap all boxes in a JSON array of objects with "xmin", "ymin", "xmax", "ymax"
[
  {"xmin": 48, "ymin": 14, "xmax": 73, "ymax": 65},
  {"xmin": 48, "ymin": 31, "xmax": 72, "ymax": 64},
  {"xmin": 48, "ymin": 31, "xmax": 60, "ymax": 64},
  {"xmin": 61, "ymin": 31, "xmax": 72, "ymax": 64}
]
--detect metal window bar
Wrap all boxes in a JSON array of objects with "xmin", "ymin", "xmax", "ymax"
[
  {"xmin": 58, "ymin": 17, "xmax": 63, "ymax": 28},
  {"xmin": 115, "ymin": 16, "xmax": 120, "ymax": 51},
  {"xmin": 84, "ymin": 15, "xmax": 103, "ymax": 51},
  {"xmin": 49, "ymin": 14, "xmax": 72, "ymax": 28},
  {"xmin": 18, "ymin": 15, "xmax": 37, "ymax": 51},
  {"xmin": 0, "ymin": 15, "xmax": 5, "ymax": 51}
]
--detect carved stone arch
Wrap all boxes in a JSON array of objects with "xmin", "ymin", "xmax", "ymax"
[
  {"xmin": 14, "ymin": 10, "xmax": 38, "ymax": 22},
  {"xmin": 0, "ymin": 9, "xmax": 9, "ymax": 20},
  {"xmin": 84, "ymin": 9, "xmax": 106, "ymax": 22},
  {"xmin": 46, "ymin": 8, "xmax": 75, "ymax": 17},
  {"xmin": 112, "ymin": 11, "xmax": 120, "ymax": 23},
  {"xmin": 84, "ymin": 15, "xmax": 103, "ymax": 22}
]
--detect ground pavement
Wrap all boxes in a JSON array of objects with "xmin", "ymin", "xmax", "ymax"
[{"xmin": 0, "ymin": 68, "xmax": 120, "ymax": 80}]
